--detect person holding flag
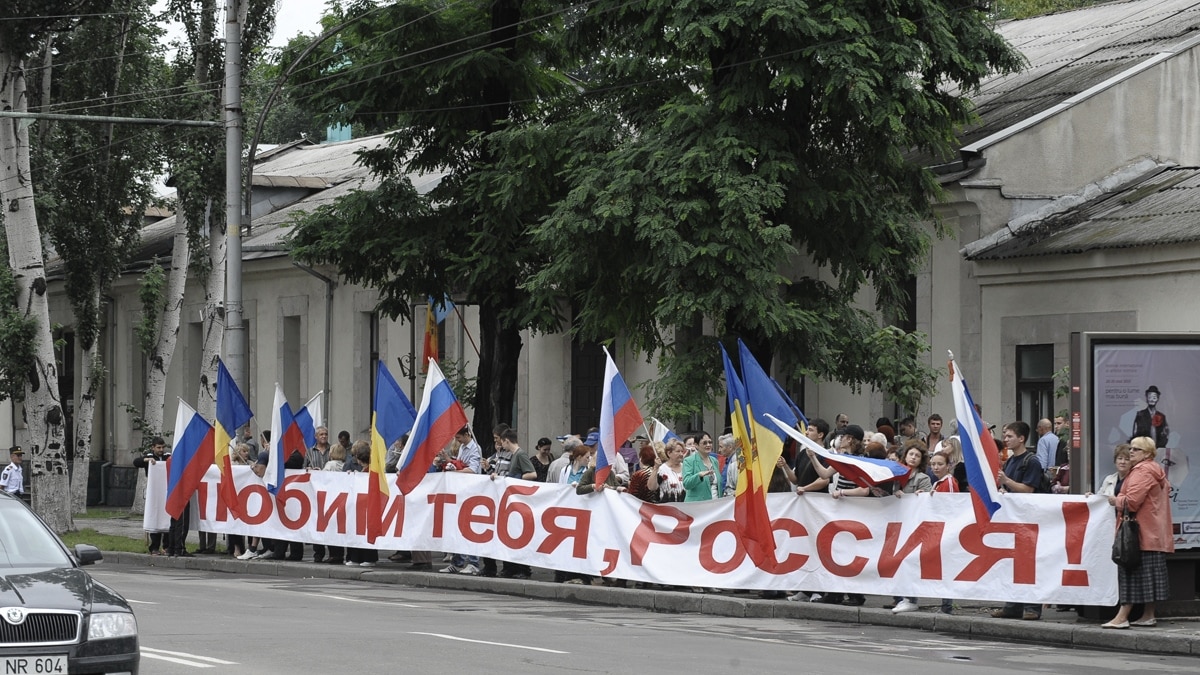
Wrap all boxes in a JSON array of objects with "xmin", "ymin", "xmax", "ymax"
[
  {"xmin": 367, "ymin": 362, "xmax": 418, "ymax": 544},
  {"xmin": 214, "ymin": 361, "xmax": 253, "ymax": 521},
  {"xmin": 392, "ymin": 359, "xmax": 469, "ymax": 494}
]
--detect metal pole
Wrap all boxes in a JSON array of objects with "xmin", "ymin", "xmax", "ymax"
[{"xmin": 224, "ymin": 0, "xmax": 246, "ymax": 391}]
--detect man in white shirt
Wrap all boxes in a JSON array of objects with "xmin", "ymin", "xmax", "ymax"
[{"xmin": 1, "ymin": 447, "xmax": 23, "ymax": 496}]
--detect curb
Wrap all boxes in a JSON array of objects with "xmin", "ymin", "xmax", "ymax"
[{"xmin": 103, "ymin": 552, "xmax": 1199, "ymax": 657}]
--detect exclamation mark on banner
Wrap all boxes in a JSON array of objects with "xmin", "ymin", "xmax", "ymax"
[{"xmin": 1061, "ymin": 502, "xmax": 1090, "ymax": 586}]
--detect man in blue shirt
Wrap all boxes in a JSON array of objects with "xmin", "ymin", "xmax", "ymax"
[{"xmin": 1035, "ymin": 418, "xmax": 1057, "ymax": 471}]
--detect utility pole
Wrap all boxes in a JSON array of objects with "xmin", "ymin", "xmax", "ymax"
[{"xmin": 224, "ymin": 0, "xmax": 246, "ymax": 392}]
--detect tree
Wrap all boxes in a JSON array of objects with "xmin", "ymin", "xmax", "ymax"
[
  {"xmin": 128, "ymin": 0, "xmax": 275, "ymax": 512},
  {"xmin": 286, "ymin": 0, "xmax": 568, "ymax": 432},
  {"xmin": 31, "ymin": 0, "xmax": 167, "ymax": 515},
  {"xmin": 519, "ymin": 0, "xmax": 1023, "ymax": 414},
  {"xmin": 287, "ymin": 0, "xmax": 1022, "ymax": 424},
  {"xmin": 0, "ymin": 3, "xmax": 108, "ymax": 532}
]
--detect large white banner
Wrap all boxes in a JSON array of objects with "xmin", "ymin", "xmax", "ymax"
[{"xmin": 147, "ymin": 466, "xmax": 1118, "ymax": 604}]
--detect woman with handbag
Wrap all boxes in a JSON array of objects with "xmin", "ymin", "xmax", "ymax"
[{"xmin": 1102, "ymin": 436, "xmax": 1173, "ymax": 629}]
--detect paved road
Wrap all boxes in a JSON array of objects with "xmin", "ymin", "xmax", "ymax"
[{"xmin": 93, "ymin": 564, "xmax": 1199, "ymax": 674}]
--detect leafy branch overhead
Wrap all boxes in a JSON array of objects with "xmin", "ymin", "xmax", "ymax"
[{"xmin": 289, "ymin": 0, "xmax": 1021, "ymax": 418}]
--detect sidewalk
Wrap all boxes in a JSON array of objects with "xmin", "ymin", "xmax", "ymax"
[{"xmin": 82, "ymin": 516, "xmax": 1200, "ymax": 657}]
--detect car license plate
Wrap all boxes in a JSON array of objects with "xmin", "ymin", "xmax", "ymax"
[{"xmin": 1, "ymin": 655, "xmax": 67, "ymax": 674}]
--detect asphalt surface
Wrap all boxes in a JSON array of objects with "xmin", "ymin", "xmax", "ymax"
[{"xmin": 78, "ymin": 515, "xmax": 1200, "ymax": 657}]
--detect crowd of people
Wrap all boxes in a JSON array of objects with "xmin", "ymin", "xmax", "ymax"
[{"xmin": 141, "ymin": 410, "xmax": 1171, "ymax": 623}]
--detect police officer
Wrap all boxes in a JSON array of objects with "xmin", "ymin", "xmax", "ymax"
[{"xmin": 1, "ymin": 447, "xmax": 24, "ymax": 496}]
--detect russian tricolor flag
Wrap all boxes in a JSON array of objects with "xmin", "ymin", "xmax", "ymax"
[
  {"xmin": 768, "ymin": 413, "xmax": 909, "ymax": 488},
  {"xmin": 394, "ymin": 359, "xmax": 468, "ymax": 494},
  {"xmin": 650, "ymin": 417, "xmax": 680, "ymax": 445},
  {"xmin": 597, "ymin": 347, "xmax": 645, "ymax": 487},
  {"xmin": 268, "ymin": 384, "xmax": 309, "ymax": 495},
  {"xmin": 166, "ymin": 399, "xmax": 215, "ymax": 519},
  {"xmin": 949, "ymin": 352, "xmax": 1002, "ymax": 519},
  {"xmin": 293, "ymin": 392, "xmax": 323, "ymax": 451}
]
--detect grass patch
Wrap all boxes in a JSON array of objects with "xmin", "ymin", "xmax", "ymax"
[{"xmin": 59, "ymin": 528, "xmax": 146, "ymax": 554}]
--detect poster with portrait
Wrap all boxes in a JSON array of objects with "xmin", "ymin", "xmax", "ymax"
[{"xmin": 1093, "ymin": 344, "xmax": 1200, "ymax": 549}]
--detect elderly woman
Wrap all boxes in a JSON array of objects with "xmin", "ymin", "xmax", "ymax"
[
  {"xmin": 1102, "ymin": 436, "xmax": 1173, "ymax": 629},
  {"xmin": 718, "ymin": 434, "xmax": 740, "ymax": 497},
  {"xmin": 657, "ymin": 440, "xmax": 687, "ymax": 502},
  {"xmin": 1096, "ymin": 444, "xmax": 1133, "ymax": 497}
]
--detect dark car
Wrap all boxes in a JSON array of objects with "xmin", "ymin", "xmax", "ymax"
[{"xmin": 0, "ymin": 492, "xmax": 139, "ymax": 674}]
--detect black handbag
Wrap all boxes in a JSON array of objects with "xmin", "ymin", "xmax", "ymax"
[{"xmin": 1112, "ymin": 504, "xmax": 1142, "ymax": 570}]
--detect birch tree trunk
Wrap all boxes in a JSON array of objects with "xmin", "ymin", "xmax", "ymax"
[
  {"xmin": 130, "ymin": 211, "xmax": 191, "ymax": 515},
  {"xmin": 0, "ymin": 50, "xmax": 72, "ymax": 533},
  {"xmin": 195, "ymin": 202, "xmax": 226, "ymax": 422},
  {"xmin": 69, "ymin": 288, "xmax": 103, "ymax": 514}
]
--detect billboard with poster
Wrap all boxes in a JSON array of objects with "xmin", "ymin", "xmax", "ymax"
[{"xmin": 1086, "ymin": 338, "xmax": 1200, "ymax": 549}]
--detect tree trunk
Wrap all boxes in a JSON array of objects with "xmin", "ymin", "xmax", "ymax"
[
  {"xmin": 71, "ymin": 18, "xmax": 129, "ymax": 516},
  {"xmin": 69, "ymin": 288, "xmax": 103, "ymax": 515},
  {"xmin": 131, "ymin": 210, "xmax": 190, "ymax": 515},
  {"xmin": 0, "ymin": 50, "xmax": 72, "ymax": 533},
  {"xmin": 471, "ymin": 302, "xmax": 522, "ymax": 435},
  {"xmin": 195, "ymin": 200, "xmax": 225, "ymax": 421},
  {"xmin": 36, "ymin": 34, "xmax": 53, "ymax": 146}
]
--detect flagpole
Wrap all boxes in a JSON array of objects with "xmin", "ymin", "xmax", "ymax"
[{"xmin": 452, "ymin": 303, "xmax": 480, "ymax": 357}]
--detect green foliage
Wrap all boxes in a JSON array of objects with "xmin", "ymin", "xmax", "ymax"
[
  {"xmin": 287, "ymin": 0, "xmax": 572, "ymax": 429},
  {"xmin": 993, "ymin": 0, "xmax": 1107, "ymax": 20},
  {"xmin": 437, "ymin": 358, "xmax": 478, "ymax": 410},
  {"xmin": 288, "ymin": 0, "xmax": 1018, "ymax": 419},
  {"xmin": 135, "ymin": 263, "xmax": 167, "ymax": 356},
  {"xmin": 160, "ymin": 0, "xmax": 278, "ymax": 263},
  {"xmin": 58, "ymin": 528, "xmax": 146, "ymax": 552},
  {"xmin": 524, "ymin": 0, "xmax": 1019, "ymax": 413},
  {"xmin": 0, "ymin": 240, "xmax": 38, "ymax": 402},
  {"xmin": 27, "ymin": 1, "xmax": 167, "ymax": 362}
]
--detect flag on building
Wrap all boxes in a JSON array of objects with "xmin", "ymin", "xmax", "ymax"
[
  {"xmin": 597, "ymin": 347, "xmax": 645, "ymax": 488},
  {"xmin": 394, "ymin": 359, "xmax": 468, "ymax": 494},
  {"xmin": 267, "ymin": 384, "xmax": 309, "ymax": 495},
  {"xmin": 949, "ymin": 352, "xmax": 1003, "ymax": 520},
  {"xmin": 215, "ymin": 360, "xmax": 253, "ymax": 519},
  {"xmin": 421, "ymin": 301, "xmax": 437, "ymax": 373},
  {"xmin": 166, "ymin": 399, "xmax": 215, "ymax": 520},
  {"xmin": 368, "ymin": 362, "xmax": 418, "ymax": 542},
  {"xmin": 767, "ymin": 414, "xmax": 909, "ymax": 487}
]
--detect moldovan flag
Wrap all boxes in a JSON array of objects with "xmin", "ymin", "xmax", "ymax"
[
  {"xmin": 167, "ymin": 399, "xmax": 215, "ymax": 519},
  {"xmin": 394, "ymin": 359, "xmax": 468, "ymax": 494},
  {"xmin": 215, "ymin": 360, "xmax": 253, "ymax": 520},
  {"xmin": 369, "ymin": 362, "xmax": 417, "ymax": 542},
  {"xmin": 421, "ymin": 300, "xmax": 438, "ymax": 373},
  {"xmin": 597, "ymin": 347, "xmax": 644, "ymax": 487},
  {"xmin": 768, "ymin": 414, "xmax": 909, "ymax": 487},
  {"xmin": 721, "ymin": 343, "xmax": 772, "ymax": 568},
  {"xmin": 267, "ymin": 384, "xmax": 308, "ymax": 495},
  {"xmin": 949, "ymin": 352, "xmax": 1003, "ymax": 520}
]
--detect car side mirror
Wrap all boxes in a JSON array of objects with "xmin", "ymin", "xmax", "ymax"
[{"xmin": 74, "ymin": 544, "xmax": 103, "ymax": 566}]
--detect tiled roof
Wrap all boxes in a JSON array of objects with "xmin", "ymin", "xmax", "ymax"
[{"xmin": 967, "ymin": 165, "xmax": 1200, "ymax": 259}]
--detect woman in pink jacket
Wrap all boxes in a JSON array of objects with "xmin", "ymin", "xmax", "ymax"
[{"xmin": 1102, "ymin": 436, "xmax": 1174, "ymax": 629}]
